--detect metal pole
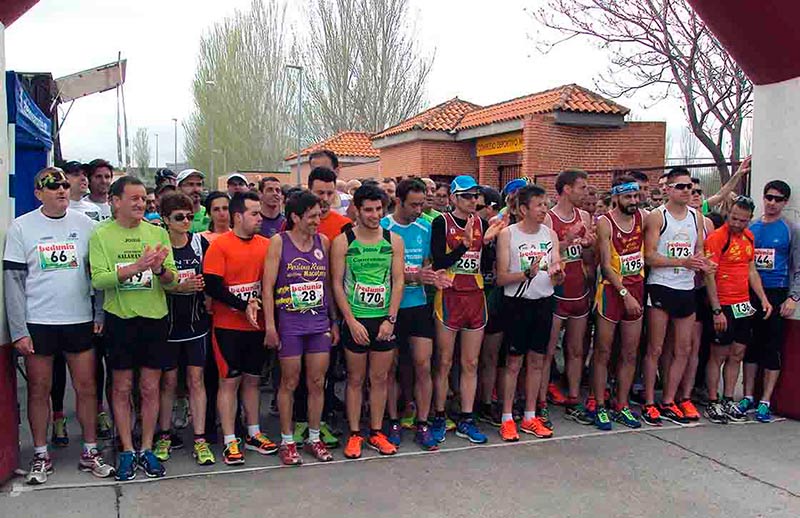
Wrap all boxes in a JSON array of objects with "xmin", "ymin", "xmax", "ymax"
[
  {"xmin": 172, "ymin": 118, "xmax": 178, "ymax": 168},
  {"xmin": 154, "ymin": 133, "xmax": 159, "ymax": 168},
  {"xmin": 296, "ymin": 68, "xmax": 303, "ymax": 186}
]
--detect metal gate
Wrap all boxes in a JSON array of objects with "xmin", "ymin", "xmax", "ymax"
[{"xmin": 498, "ymin": 164, "xmax": 522, "ymax": 190}]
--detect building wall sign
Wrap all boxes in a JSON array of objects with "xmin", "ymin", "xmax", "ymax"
[{"xmin": 476, "ymin": 131, "xmax": 523, "ymax": 157}]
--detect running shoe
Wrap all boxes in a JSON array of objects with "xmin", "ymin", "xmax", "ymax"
[
  {"xmin": 594, "ymin": 407, "xmax": 612, "ymax": 431},
  {"xmin": 723, "ymin": 399, "xmax": 748, "ymax": 423},
  {"xmin": 137, "ymin": 450, "xmax": 166, "ymax": 478},
  {"xmin": 115, "ymin": 451, "xmax": 137, "ymax": 481},
  {"xmin": 153, "ymin": 435, "xmax": 172, "ymax": 462},
  {"xmin": 193, "ymin": 440, "xmax": 216, "ymax": 465},
  {"xmin": 476, "ymin": 403, "xmax": 495, "ymax": 426},
  {"xmin": 456, "ymin": 419, "xmax": 488, "ymax": 444},
  {"xmin": 641, "ymin": 404, "xmax": 662, "ymax": 426},
  {"xmin": 755, "ymin": 402, "xmax": 774, "ymax": 423},
  {"xmin": 415, "ymin": 424, "xmax": 439, "ymax": 451},
  {"xmin": 737, "ymin": 397, "xmax": 756, "ymax": 415},
  {"xmin": 400, "ymin": 404, "xmax": 417, "ymax": 430},
  {"xmin": 223, "ymin": 439, "xmax": 245, "ymax": 465},
  {"xmin": 499, "ymin": 420, "xmax": 519, "ymax": 442},
  {"xmin": 344, "ymin": 435, "xmax": 364, "ymax": 459},
  {"xmin": 304, "ymin": 440, "xmax": 334, "ymax": 462},
  {"xmin": 629, "ymin": 390, "xmax": 646, "ymax": 406},
  {"xmin": 170, "ymin": 431, "xmax": 184, "ymax": 450},
  {"xmin": 52, "ymin": 417, "xmax": 69, "ymax": 447},
  {"xmin": 367, "ymin": 432, "xmax": 398, "ymax": 455},
  {"xmin": 97, "ymin": 411, "xmax": 113, "ymax": 441},
  {"xmin": 703, "ymin": 401, "xmax": 729, "ymax": 424},
  {"xmin": 520, "ymin": 417, "xmax": 553, "ymax": 438},
  {"xmin": 320, "ymin": 422, "xmax": 339, "ymax": 449},
  {"xmin": 245, "ymin": 432, "xmax": 279, "ymax": 455},
  {"xmin": 279, "ymin": 442, "xmax": 302, "ymax": 466},
  {"xmin": 547, "ymin": 383, "xmax": 568, "ymax": 406},
  {"xmin": 293, "ymin": 422, "xmax": 309, "ymax": 444},
  {"xmin": 565, "ymin": 404, "xmax": 593, "ymax": 425},
  {"xmin": 538, "ymin": 404, "xmax": 553, "ymax": 430},
  {"xmin": 678, "ymin": 399, "xmax": 701, "ymax": 421},
  {"xmin": 25, "ymin": 453, "xmax": 53, "ymax": 485},
  {"xmin": 445, "ymin": 417, "xmax": 457, "ymax": 432},
  {"xmin": 386, "ymin": 420, "xmax": 402, "ymax": 447},
  {"xmin": 173, "ymin": 398, "xmax": 190, "ymax": 429},
  {"xmin": 658, "ymin": 402, "xmax": 690, "ymax": 425},
  {"xmin": 585, "ymin": 395, "xmax": 597, "ymax": 417},
  {"xmin": 612, "ymin": 407, "xmax": 642, "ymax": 429},
  {"xmin": 79, "ymin": 448, "xmax": 115, "ymax": 478},
  {"xmin": 431, "ymin": 416, "xmax": 447, "ymax": 443}
]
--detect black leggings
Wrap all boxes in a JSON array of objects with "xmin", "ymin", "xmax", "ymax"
[
  {"xmin": 51, "ymin": 353, "xmax": 67, "ymax": 414},
  {"xmin": 746, "ymin": 288, "xmax": 788, "ymax": 371}
]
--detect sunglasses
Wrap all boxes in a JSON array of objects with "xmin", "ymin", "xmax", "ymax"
[
  {"xmin": 735, "ymin": 195, "xmax": 756, "ymax": 211},
  {"xmin": 170, "ymin": 213, "xmax": 194, "ymax": 222},
  {"xmin": 456, "ymin": 192, "xmax": 479, "ymax": 200},
  {"xmin": 764, "ymin": 194, "xmax": 787, "ymax": 203},
  {"xmin": 670, "ymin": 183, "xmax": 693, "ymax": 191},
  {"xmin": 43, "ymin": 181, "xmax": 71, "ymax": 191},
  {"xmin": 691, "ymin": 189, "xmax": 703, "ymax": 195}
]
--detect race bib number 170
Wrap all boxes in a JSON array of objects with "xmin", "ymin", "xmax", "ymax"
[{"xmin": 355, "ymin": 282, "xmax": 387, "ymax": 308}]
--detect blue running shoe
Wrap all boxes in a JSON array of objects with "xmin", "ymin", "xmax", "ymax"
[
  {"xmin": 387, "ymin": 420, "xmax": 402, "ymax": 447},
  {"xmin": 115, "ymin": 451, "xmax": 137, "ymax": 481},
  {"xmin": 594, "ymin": 407, "xmax": 612, "ymax": 431},
  {"xmin": 755, "ymin": 402, "xmax": 774, "ymax": 423},
  {"xmin": 137, "ymin": 450, "xmax": 166, "ymax": 478},
  {"xmin": 737, "ymin": 397, "xmax": 755, "ymax": 414},
  {"xmin": 456, "ymin": 419, "xmax": 488, "ymax": 444},
  {"xmin": 612, "ymin": 406, "xmax": 642, "ymax": 429},
  {"xmin": 431, "ymin": 416, "xmax": 447, "ymax": 444},
  {"xmin": 415, "ymin": 423, "xmax": 439, "ymax": 451}
]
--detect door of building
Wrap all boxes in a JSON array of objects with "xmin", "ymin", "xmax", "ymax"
[{"xmin": 498, "ymin": 164, "xmax": 522, "ymax": 190}]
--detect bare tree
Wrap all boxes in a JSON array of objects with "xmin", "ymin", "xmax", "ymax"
[
  {"xmin": 185, "ymin": 0, "xmax": 295, "ymax": 185},
  {"xmin": 132, "ymin": 128, "xmax": 150, "ymax": 179},
  {"xmin": 531, "ymin": 0, "xmax": 752, "ymax": 182},
  {"xmin": 680, "ymin": 126, "xmax": 700, "ymax": 162},
  {"xmin": 301, "ymin": 0, "xmax": 434, "ymax": 140}
]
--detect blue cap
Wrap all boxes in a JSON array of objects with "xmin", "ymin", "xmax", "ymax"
[
  {"xmin": 450, "ymin": 175, "xmax": 480, "ymax": 194},
  {"xmin": 502, "ymin": 178, "xmax": 528, "ymax": 196}
]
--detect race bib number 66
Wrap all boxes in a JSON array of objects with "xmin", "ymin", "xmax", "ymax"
[{"xmin": 38, "ymin": 242, "xmax": 79, "ymax": 271}]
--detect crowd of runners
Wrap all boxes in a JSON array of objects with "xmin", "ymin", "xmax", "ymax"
[{"xmin": 5, "ymin": 151, "xmax": 799, "ymax": 485}]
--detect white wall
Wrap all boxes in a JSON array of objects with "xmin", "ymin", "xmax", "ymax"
[
  {"xmin": 752, "ymin": 78, "xmax": 800, "ymax": 319},
  {"xmin": 0, "ymin": 23, "xmax": 9, "ymax": 343}
]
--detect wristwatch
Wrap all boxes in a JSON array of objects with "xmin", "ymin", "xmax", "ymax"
[
  {"xmin": 385, "ymin": 315, "xmax": 397, "ymax": 325},
  {"xmin": 618, "ymin": 288, "xmax": 629, "ymax": 297},
  {"xmin": 712, "ymin": 308, "xmax": 723, "ymax": 316}
]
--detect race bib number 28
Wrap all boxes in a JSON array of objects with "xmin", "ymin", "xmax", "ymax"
[{"xmin": 290, "ymin": 281, "xmax": 324, "ymax": 310}]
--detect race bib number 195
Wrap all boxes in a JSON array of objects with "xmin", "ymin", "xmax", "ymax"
[{"xmin": 620, "ymin": 251, "xmax": 643, "ymax": 276}]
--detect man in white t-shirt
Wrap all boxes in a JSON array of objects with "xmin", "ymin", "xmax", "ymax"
[
  {"xmin": 65, "ymin": 161, "xmax": 105, "ymax": 222},
  {"xmin": 84, "ymin": 158, "xmax": 114, "ymax": 221},
  {"xmin": 3, "ymin": 167, "xmax": 114, "ymax": 485}
]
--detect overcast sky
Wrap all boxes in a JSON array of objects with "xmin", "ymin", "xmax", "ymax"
[{"xmin": 5, "ymin": 0, "xmax": 689, "ymax": 168}]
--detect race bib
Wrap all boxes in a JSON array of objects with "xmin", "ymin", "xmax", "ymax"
[
  {"xmin": 355, "ymin": 282, "xmax": 387, "ymax": 308},
  {"xmin": 38, "ymin": 242, "xmax": 79, "ymax": 271},
  {"xmin": 731, "ymin": 301, "xmax": 755, "ymax": 319},
  {"xmin": 563, "ymin": 243, "xmax": 582, "ymax": 262},
  {"xmin": 620, "ymin": 251, "xmax": 643, "ymax": 276},
  {"xmin": 290, "ymin": 281, "xmax": 324, "ymax": 310},
  {"xmin": 453, "ymin": 250, "xmax": 481, "ymax": 274},
  {"xmin": 116, "ymin": 263, "xmax": 153, "ymax": 291},
  {"xmin": 177, "ymin": 269, "xmax": 196, "ymax": 284},
  {"xmin": 754, "ymin": 248, "xmax": 775, "ymax": 271},
  {"xmin": 519, "ymin": 249, "xmax": 547, "ymax": 272},
  {"xmin": 666, "ymin": 240, "xmax": 692, "ymax": 259},
  {"xmin": 404, "ymin": 264, "xmax": 421, "ymax": 286},
  {"xmin": 229, "ymin": 281, "xmax": 261, "ymax": 303}
]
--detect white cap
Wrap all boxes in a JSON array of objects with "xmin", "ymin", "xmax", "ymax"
[
  {"xmin": 226, "ymin": 173, "xmax": 248, "ymax": 185},
  {"xmin": 176, "ymin": 169, "xmax": 205, "ymax": 185}
]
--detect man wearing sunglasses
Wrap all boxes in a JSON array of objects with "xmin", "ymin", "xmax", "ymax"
[
  {"xmin": 739, "ymin": 180, "xmax": 800, "ymax": 423},
  {"xmin": 4, "ymin": 167, "xmax": 115, "ymax": 485},
  {"xmin": 642, "ymin": 167, "xmax": 710, "ymax": 425}
]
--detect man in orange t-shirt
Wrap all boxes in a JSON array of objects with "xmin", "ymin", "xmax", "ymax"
[
  {"xmin": 309, "ymin": 167, "xmax": 352, "ymax": 241},
  {"xmin": 703, "ymin": 196, "xmax": 772, "ymax": 424},
  {"xmin": 203, "ymin": 191, "xmax": 275, "ymax": 465}
]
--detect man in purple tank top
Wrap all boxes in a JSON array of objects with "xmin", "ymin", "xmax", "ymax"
[{"xmin": 263, "ymin": 190, "xmax": 340, "ymax": 465}]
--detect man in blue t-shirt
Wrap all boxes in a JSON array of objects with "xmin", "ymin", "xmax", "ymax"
[
  {"xmin": 742, "ymin": 180, "xmax": 800, "ymax": 422},
  {"xmin": 381, "ymin": 178, "xmax": 450, "ymax": 451}
]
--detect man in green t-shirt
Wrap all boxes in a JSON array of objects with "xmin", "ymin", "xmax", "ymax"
[
  {"xmin": 89, "ymin": 175, "xmax": 177, "ymax": 481},
  {"xmin": 177, "ymin": 169, "xmax": 210, "ymax": 232},
  {"xmin": 421, "ymin": 178, "xmax": 443, "ymax": 222}
]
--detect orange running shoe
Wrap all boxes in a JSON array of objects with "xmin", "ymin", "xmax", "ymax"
[
  {"xmin": 245, "ymin": 432, "xmax": 278, "ymax": 455},
  {"xmin": 344, "ymin": 435, "xmax": 364, "ymax": 459},
  {"xmin": 499, "ymin": 420, "xmax": 519, "ymax": 442},
  {"xmin": 641, "ymin": 404, "xmax": 662, "ymax": 426},
  {"xmin": 223, "ymin": 439, "xmax": 245, "ymax": 465},
  {"xmin": 585, "ymin": 395, "xmax": 597, "ymax": 415},
  {"xmin": 520, "ymin": 417, "xmax": 553, "ymax": 438},
  {"xmin": 547, "ymin": 383, "xmax": 568, "ymax": 406},
  {"xmin": 367, "ymin": 432, "xmax": 397, "ymax": 455},
  {"xmin": 678, "ymin": 399, "xmax": 701, "ymax": 421}
]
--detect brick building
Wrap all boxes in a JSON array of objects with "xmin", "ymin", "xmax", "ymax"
[{"xmin": 285, "ymin": 131, "xmax": 380, "ymax": 182}]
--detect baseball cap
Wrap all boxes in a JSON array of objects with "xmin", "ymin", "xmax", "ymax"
[
  {"xmin": 226, "ymin": 173, "xmax": 248, "ymax": 185},
  {"xmin": 450, "ymin": 175, "xmax": 479, "ymax": 194},
  {"xmin": 155, "ymin": 168, "xmax": 177, "ymax": 182},
  {"xmin": 62, "ymin": 161, "xmax": 85, "ymax": 175},
  {"xmin": 176, "ymin": 169, "xmax": 205, "ymax": 185},
  {"xmin": 502, "ymin": 178, "xmax": 529, "ymax": 197}
]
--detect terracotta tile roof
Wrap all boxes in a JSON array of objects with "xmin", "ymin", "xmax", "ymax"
[
  {"xmin": 372, "ymin": 98, "xmax": 483, "ymax": 139},
  {"xmin": 286, "ymin": 131, "xmax": 379, "ymax": 161},
  {"xmin": 456, "ymin": 84, "xmax": 630, "ymax": 130}
]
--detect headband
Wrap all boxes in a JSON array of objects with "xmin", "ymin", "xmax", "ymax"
[{"xmin": 611, "ymin": 182, "xmax": 640, "ymax": 196}]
